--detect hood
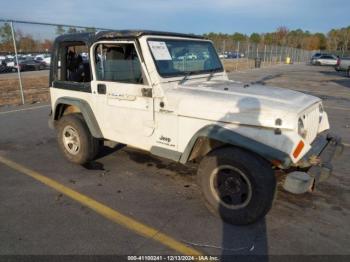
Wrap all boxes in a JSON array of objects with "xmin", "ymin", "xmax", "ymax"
[{"xmin": 164, "ymin": 79, "xmax": 320, "ymax": 129}]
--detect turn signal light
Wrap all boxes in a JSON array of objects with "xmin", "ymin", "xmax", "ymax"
[{"xmin": 293, "ymin": 140, "xmax": 305, "ymax": 158}]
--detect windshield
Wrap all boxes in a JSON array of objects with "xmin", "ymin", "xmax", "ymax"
[{"xmin": 147, "ymin": 39, "xmax": 223, "ymax": 77}]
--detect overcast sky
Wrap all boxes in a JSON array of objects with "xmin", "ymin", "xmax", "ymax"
[{"xmin": 1, "ymin": 0, "xmax": 349, "ymax": 35}]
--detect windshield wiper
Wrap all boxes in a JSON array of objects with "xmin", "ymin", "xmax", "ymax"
[
  {"xmin": 206, "ymin": 68, "xmax": 222, "ymax": 81},
  {"xmin": 206, "ymin": 69, "xmax": 216, "ymax": 81},
  {"xmin": 179, "ymin": 71, "xmax": 195, "ymax": 85}
]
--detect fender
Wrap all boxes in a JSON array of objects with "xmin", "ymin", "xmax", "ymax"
[
  {"xmin": 179, "ymin": 125, "xmax": 292, "ymax": 167},
  {"xmin": 51, "ymin": 97, "xmax": 103, "ymax": 138}
]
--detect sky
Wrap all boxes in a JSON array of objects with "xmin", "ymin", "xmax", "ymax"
[{"xmin": 0, "ymin": 0, "xmax": 349, "ymax": 37}]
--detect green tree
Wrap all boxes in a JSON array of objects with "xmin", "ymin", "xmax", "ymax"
[
  {"xmin": 0, "ymin": 23, "xmax": 12, "ymax": 42},
  {"xmin": 262, "ymin": 33, "xmax": 275, "ymax": 45},
  {"xmin": 314, "ymin": 33, "xmax": 327, "ymax": 50},
  {"xmin": 0, "ymin": 23, "xmax": 14, "ymax": 52},
  {"xmin": 250, "ymin": 33, "xmax": 261, "ymax": 44},
  {"xmin": 55, "ymin": 25, "xmax": 65, "ymax": 35},
  {"xmin": 231, "ymin": 32, "xmax": 247, "ymax": 42}
]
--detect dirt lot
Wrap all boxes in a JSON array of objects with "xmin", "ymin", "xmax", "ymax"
[
  {"xmin": 0, "ymin": 64, "xmax": 349, "ymax": 259},
  {"xmin": 0, "ymin": 70, "xmax": 49, "ymax": 106}
]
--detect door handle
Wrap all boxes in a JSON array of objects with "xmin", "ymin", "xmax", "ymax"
[{"xmin": 97, "ymin": 84, "xmax": 106, "ymax": 94}]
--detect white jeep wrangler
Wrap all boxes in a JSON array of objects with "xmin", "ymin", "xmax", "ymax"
[{"xmin": 49, "ymin": 30, "xmax": 341, "ymax": 225}]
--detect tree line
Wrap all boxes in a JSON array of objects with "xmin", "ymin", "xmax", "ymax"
[
  {"xmin": 0, "ymin": 23, "xmax": 349, "ymax": 54},
  {"xmin": 205, "ymin": 26, "xmax": 350, "ymax": 54}
]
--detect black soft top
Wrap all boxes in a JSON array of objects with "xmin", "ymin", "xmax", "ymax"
[
  {"xmin": 54, "ymin": 30, "xmax": 204, "ymax": 46},
  {"xmin": 50, "ymin": 30, "xmax": 205, "ymax": 84}
]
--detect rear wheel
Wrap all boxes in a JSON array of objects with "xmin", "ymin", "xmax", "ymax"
[
  {"xmin": 57, "ymin": 114, "xmax": 99, "ymax": 164},
  {"xmin": 197, "ymin": 147, "xmax": 276, "ymax": 225}
]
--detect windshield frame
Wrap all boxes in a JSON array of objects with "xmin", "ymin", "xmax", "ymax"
[{"xmin": 146, "ymin": 37, "xmax": 224, "ymax": 78}]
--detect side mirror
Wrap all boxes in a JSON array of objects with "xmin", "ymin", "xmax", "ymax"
[{"xmin": 141, "ymin": 88, "xmax": 152, "ymax": 98}]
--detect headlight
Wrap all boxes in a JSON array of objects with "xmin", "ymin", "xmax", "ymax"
[
  {"xmin": 319, "ymin": 104, "xmax": 324, "ymax": 123},
  {"xmin": 298, "ymin": 118, "xmax": 307, "ymax": 138}
]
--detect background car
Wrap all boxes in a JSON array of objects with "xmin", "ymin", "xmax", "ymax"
[
  {"xmin": 311, "ymin": 54, "xmax": 338, "ymax": 66},
  {"xmin": 4, "ymin": 57, "xmax": 15, "ymax": 67},
  {"xmin": 226, "ymin": 52, "xmax": 244, "ymax": 59},
  {"xmin": 218, "ymin": 53, "xmax": 227, "ymax": 59},
  {"xmin": 310, "ymin": 53, "xmax": 328, "ymax": 63},
  {"xmin": 0, "ymin": 56, "xmax": 16, "ymax": 73},
  {"xmin": 35, "ymin": 54, "xmax": 51, "ymax": 67},
  {"xmin": 336, "ymin": 57, "xmax": 350, "ymax": 77},
  {"xmin": 15, "ymin": 58, "xmax": 46, "ymax": 71}
]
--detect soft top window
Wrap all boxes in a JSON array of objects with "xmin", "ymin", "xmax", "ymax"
[{"xmin": 53, "ymin": 42, "xmax": 91, "ymax": 83}]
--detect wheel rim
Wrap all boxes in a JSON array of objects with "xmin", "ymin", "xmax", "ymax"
[
  {"xmin": 210, "ymin": 165, "xmax": 252, "ymax": 210},
  {"xmin": 62, "ymin": 125, "xmax": 81, "ymax": 155}
]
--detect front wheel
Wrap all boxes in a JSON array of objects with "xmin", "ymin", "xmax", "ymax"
[
  {"xmin": 56, "ymin": 114, "xmax": 99, "ymax": 165},
  {"xmin": 197, "ymin": 147, "xmax": 276, "ymax": 225}
]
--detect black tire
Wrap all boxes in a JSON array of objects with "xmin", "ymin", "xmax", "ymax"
[
  {"xmin": 56, "ymin": 113, "xmax": 99, "ymax": 165},
  {"xmin": 316, "ymin": 61, "xmax": 321, "ymax": 66},
  {"xmin": 197, "ymin": 147, "xmax": 276, "ymax": 225},
  {"xmin": 347, "ymin": 68, "xmax": 350, "ymax": 78}
]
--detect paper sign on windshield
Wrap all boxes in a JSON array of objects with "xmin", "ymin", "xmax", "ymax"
[{"xmin": 148, "ymin": 41, "xmax": 172, "ymax": 60}]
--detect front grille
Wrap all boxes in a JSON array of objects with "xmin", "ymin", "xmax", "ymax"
[{"xmin": 302, "ymin": 105, "xmax": 320, "ymax": 144}]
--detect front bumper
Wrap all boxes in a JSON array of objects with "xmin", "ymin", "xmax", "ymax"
[
  {"xmin": 307, "ymin": 133, "xmax": 343, "ymax": 184},
  {"xmin": 284, "ymin": 133, "xmax": 343, "ymax": 194}
]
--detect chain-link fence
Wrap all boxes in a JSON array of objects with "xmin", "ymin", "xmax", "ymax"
[
  {"xmin": 211, "ymin": 39, "xmax": 314, "ymax": 72},
  {"xmin": 0, "ymin": 19, "xmax": 314, "ymax": 106},
  {"xmin": 0, "ymin": 19, "xmax": 110, "ymax": 106}
]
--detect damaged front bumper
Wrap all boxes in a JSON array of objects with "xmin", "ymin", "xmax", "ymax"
[
  {"xmin": 283, "ymin": 133, "xmax": 343, "ymax": 194},
  {"xmin": 307, "ymin": 133, "xmax": 343, "ymax": 183}
]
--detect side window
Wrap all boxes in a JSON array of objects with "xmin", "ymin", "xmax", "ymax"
[
  {"xmin": 56, "ymin": 42, "xmax": 91, "ymax": 83},
  {"xmin": 94, "ymin": 43, "xmax": 143, "ymax": 84}
]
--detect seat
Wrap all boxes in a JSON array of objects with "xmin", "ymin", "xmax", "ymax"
[{"xmin": 104, "ymin": 47, "xmax": 125, "ymax": 81}]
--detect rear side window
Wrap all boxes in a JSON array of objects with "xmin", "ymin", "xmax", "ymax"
[
  {"xmin": 321, "ymin": 55, "xmax": 334, "ymax": 59},
  {"xmin": 94, "ymin": 43, "xmax": 143, "ymax": 84},
  {"xmin": 55, "ymin": 42, "xmax": 91, "ymax": 83}
]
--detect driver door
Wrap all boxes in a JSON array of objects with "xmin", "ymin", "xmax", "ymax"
[{"xmin": 91, "ymin": 41, "xmax": 154, "ymax": 149}]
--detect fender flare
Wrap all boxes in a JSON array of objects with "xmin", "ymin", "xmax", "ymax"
[
  {"xmin": 52, "ymin": 97, "xmax": 103, "ymax": 138},
  {"xmin": 179, "ymin": 125, "xmax": 291, "ymax": 167}
]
